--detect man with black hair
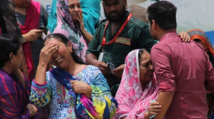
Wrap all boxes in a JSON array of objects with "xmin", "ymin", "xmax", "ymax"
[{"xmin": 148, "ymin": 1, "xmax": 214, "ymax": 119}]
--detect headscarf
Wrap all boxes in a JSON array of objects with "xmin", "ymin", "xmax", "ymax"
[
  {"xmin": 79, "ymin": 0, "xmax": 100, "ymax": 35},
  {"xmin": 47, "ymin": 0, "xmax": 100, "ymax": 35},
  {"xmin": 53, "ymin": 0, "xmax": 88, "ymax": 62},
  {"xmin": 115, "ymin": 49, "xmax": 159, "ymax": 119},
  {"xmin": 18, "ymin": 1, "xmax": 41, "ymax": 80},
  {"xmin": 187, "ymin": 29, "xmax": 214, "ymax": 57},
  {"xmin": 47, "ymin": 0, "xmax": 57, "ymax": 33}
]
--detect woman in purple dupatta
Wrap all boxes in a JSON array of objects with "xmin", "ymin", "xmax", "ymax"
[
  {"xmin": 115, "ymin": 49, "xmax": 161, "ymax": 119},
  {"xmin": 0, "ymin": 34, "xmax": 37, "ymax": 118}
]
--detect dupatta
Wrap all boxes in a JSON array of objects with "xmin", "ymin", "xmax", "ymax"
[
  {"xmin": 53, "ymin": 0, "xmax": 88, "ymax": 63},
  {"xmin": 50, "ymin": 68, "xmax": 100, "ymax": 118},
  {"xmin": 18, "ymin": 1, "xmax": 41, "ymax": 80},
  {"xmin": 115, "ymin": 49, "xmax": 159, "ymax": 119}
]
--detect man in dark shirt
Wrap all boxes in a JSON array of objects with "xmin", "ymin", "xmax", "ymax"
[{"xmin": 86, "ymin": 0, "xmax": 157, "ymax": 96}]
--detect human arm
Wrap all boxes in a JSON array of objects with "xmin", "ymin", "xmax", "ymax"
[
  {"xmin": 151, "ymin": 46, "xmax": 176, "ymax": 119},
  {"xmin": 86, "ymin": 53, "xmax": 110, "ymax": 74},
  {"xmin": 30, "ymin": 40, "xmax": 58, "ymax": 107},
  {"xmin": 153, "ymin": 92, "xmax": 174, "ymax": 119},
  {"xmin": 22, "ymin": 29, "xmax": 44, "ymax": 42},
  {"xmin": 144, "ymin": 101, "xmax": 162, "ymax": 119},
  {"xmin": 0, "ymin": 94, "xmax": 32, "ymax": 119},
  {"xmin": 112, "ymin": 64, "xmax": 125, "ymax": 78},
  {"xmin": 27, "ymin": 103, "xmax": 38, "ymax": 117},
  {"xmin": 78, "ymin": 10, "xmax": 93, "ymax": 42}
]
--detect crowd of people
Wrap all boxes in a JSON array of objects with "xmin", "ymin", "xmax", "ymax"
[{"xmin": 0, "ymin": 0, "xmax": 214, "ymax": 119}]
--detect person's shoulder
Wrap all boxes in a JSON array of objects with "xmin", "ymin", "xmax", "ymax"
[
  {"xmin": 129, "ymin": 16, "xmax": 148, "ymax": 29},
  {"xmin": 86, "ymin": 65, "xmax": 102, "ymax": 74},
  {"xmin": 95, "ymin": 19, "xmax": 107, "ymax": 29},
  {"xmin": 87, "ymin": 65, "xmax": 100, "ymax": 71}
]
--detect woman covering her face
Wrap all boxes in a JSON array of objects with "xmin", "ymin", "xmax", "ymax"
[
  {"xmin": 30, "ymin": 33, "xmax": 117, "ymax": 119},
  {"xmin": 50, "ymin": 0, "xmax": 93, "ymax": 63},
  {"xmin": 115, "ymin": 49, "xmax": 161, "ymax": 119}
]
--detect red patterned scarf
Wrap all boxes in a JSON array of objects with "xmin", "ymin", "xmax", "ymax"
[{"xmin": 18, "ymin": 1, "xmax": 41, "ymax": 80}]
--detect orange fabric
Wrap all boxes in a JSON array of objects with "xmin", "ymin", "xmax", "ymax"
[{"xmin": 188, "ymin": 29, "xmax": 214, "ymax": 57}]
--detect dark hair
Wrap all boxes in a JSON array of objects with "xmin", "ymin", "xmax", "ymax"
[
  {"xmin": 44, "ymin": 33, "xmax": 84, "ymax": 64},
  {"xmin": 147, "ymin": 1, "xmax": 177, "ymax": 31},
  {"xmin": 0, "ymin": 34, "xmax": 20, "ymax": 68}
]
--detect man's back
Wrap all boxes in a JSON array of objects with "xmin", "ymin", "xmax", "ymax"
[{"xmin": 151, "ymin": 32, "xmax": 214, "ymax": 118}]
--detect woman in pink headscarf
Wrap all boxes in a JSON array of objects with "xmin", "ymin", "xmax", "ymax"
[{"xmin": 115, "ymin": 49, "xmax": 161, "ymax": 119}]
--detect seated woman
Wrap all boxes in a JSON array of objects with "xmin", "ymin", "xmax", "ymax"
[
  {"xmin": 0, "ymin": 34, "xmax": 37, "ymax": 118},
  {"xmin": 49, "ymin": 0, "xmax": 93, "ymax": 63},
  {"xmin": 30, "ymin": 33, "xmax": 117, "ymax": 119},
  {"xmin": 115, "ymin": 49, "xmax": 161, "ymax": 119},
  {"xmin": 187, "ymin": 29, "xmax": 214, "ymax": 119}
]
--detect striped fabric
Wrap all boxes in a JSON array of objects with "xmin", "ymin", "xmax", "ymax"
[{"xmin": 0, "ymin": 69, "xmax": 31, "ymax": 119}]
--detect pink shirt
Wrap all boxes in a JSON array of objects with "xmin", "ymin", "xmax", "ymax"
[{"xmin": 151, "ymin": 31, "xmax": 214, "ymax": 119}]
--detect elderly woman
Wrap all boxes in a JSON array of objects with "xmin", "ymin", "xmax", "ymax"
[
  {"xmin": 115, "ymin": 49, "xmax": 161, "ymax": 119},
  {"xmin": 30, "ymin": 33, "xmax": 117, "ymax": 118},
  {"xmin": 0, "ymin": 34, "xmax": 37, "ymax": 118},
  {"xmin": 49, "ymin": 0, "xmax": 93, "ymax": 63}
]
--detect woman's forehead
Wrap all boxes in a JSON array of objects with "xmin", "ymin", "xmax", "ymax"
[{"xmin": 44, "ymin": 38, "xmax": 58, "ymax": 45}]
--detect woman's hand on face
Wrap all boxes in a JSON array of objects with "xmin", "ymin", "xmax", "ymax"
[
  {"xmin": 24, "ymin": 29, "xmax": 44, "ymax": 42},
  {"xmin": 77, "ymin": 10, "xmax": 85, "ymax": 32},
  {"xmin": 145, "ymin": 101, "xmax": 162, "ymax": 118},
  {"xmin": 39, "ymin": 40, "xmax": 58, "ymax": 66}
]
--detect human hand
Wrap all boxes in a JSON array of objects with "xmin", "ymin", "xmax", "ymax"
[
  {"xmin": 145, "ymin": 101, "xmax": 162, "ymax": 118},
  {"xmin": 39, "ymin": 40, "xmax": 59, "ymax": 66},
  {"xmin": 112, "ymin": 64, "xmax": 125, "ymax": 78},
  {"xmin": 77, "ymin": 10, "xmax": 85, "ymax": 32},
  {"xmin": 24, "ymin": 29, "xmax": 44, "ymax": 42},
  {"xmin": 27, "ymin": 103, "xmax": 38, "ymax": 117},
  {"xmin": 179, "ymin": 31, "xmax": 190, "ymax": 42},
  {"xmin": 96, "ymin": 61, "xmax": 110, "ymax": 75},
  {"xmin": 71, "ymin": 80, "xmax": 92, "ymax": 95}
]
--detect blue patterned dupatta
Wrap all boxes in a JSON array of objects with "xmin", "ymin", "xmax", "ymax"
[{"xmin": 50, "ymin": 68, "xmax": 100, "ymax": 118}]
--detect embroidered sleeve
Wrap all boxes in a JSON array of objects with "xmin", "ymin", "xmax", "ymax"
[{"xmin": 30, "ymin": 80, "xmax": 51, "ymax": 107}]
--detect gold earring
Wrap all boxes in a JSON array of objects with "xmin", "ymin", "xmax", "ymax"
[{"xmin": 11, "ymin": 60, "xmax": 13, "ymax": 63}]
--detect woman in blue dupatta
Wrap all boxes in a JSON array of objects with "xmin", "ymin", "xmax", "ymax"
[
  {"xmin": 30, "ymin": 33, "xmax": 117, "ymax": 119},
  {"xmin": 47, "ymin": 0, "xmax": 98, "ymax": 63}
]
